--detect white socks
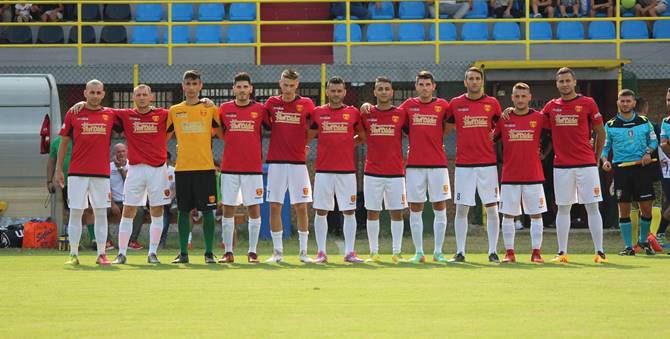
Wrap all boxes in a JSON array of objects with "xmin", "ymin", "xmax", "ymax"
[
  {"xmin": 248, "ymin": 217, "xmax": 261, "ymax": 254},
  {"xmin": 556, "ymin": 205, "xmax": 572, "ymax": 253},
  {"xmin": 454, "ymin": 204, "xmax": 469, "ymax": 254},
  {"xmin": 391, "ymin": 220, "xmax": 404, "ymax": 255},
  {"xmin": 502, "ymin": 216, "xmax": 515, "ymax": 250},
  {"xmin": 343, "ymin": 214, "xmax": 357, "ymax": 254},
  {"xmin": 117, "ymin": 217, "xmax": 133, "ymax": 256},
  {"xmin": 68, "ymin": 208, "xmax": 84, "ymax": 256},
  {"xmin": 433, "ymin": 209, "xmax": 447, "ymax": 254},
  {"xmin": 271, "ymin": 231, "xmax": 283, "ymax": 253},
  {"xmin": 409, "ymin": 211, "xmax": 424, "ymax": 253},
  {"xmin": 93, "ymin": 208, "xmax": 108, "ymax": 256},
  {"xmin": 530, "ymin": 218, "xmax": 543, "ymax": 250},
  {"xmin": 585, "ymin": 202, "xmax": 604, "ymax": 252},
  {"xmin": 486, "ymin": 205, "xmax": 500, "ymax": 254},
  {"xmin": 314, "ymin": 214, "xmax": 328, "ymax": 253},
  {"xmin": 367, "ymin": 219, "xmax": 380, "ymax": 254},
  {"xmin": 222, "ymin": 217, "xmax": 234, "ymax": 253},
  {"xmin": 148, "ymin": 215, "xmax": 163, "ymax": 255},
  {"xmin": 298, "ymin": 230, "xmax": 309, "ymax": 254}
]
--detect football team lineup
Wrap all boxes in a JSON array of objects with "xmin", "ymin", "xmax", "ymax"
[{"xmin": 52, "ymin": 66, "xmax": 666, "ymax": 267}]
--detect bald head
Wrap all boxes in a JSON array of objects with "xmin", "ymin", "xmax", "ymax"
[
  {"xmin": 133, "ymin": 84, "xmax": 154, "ymax": 112},
  {"xmin": 84, "ymin": 79, "xmax": 105, "ymax": 108},
  {"xmin": 112, "ymin": 143, "xmax": 127, "ymax": 163}
]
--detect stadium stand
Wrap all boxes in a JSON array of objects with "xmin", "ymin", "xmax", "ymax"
[
  {"xmin": 334, "ymin": 24, "xmax": 362, "ymax": 42},
  {"xmin": 398, "ymin": 23, "xmax": 426, "ymax": 41},
  {"xmin": 462, "ymin": 22, "xmax": 489, "ymax": 41},
  {"xmin": 37, "ymin": 26, "xmax": 65, "ymax": 44},
  {"xmin": 398, "ymin": 1, "xmax": 426, "ymax": 19},
  {"xmin": 588, "ymin": 21, "xmax": 615, "ymax": 40},
  {"xmin": 621, "ymin": 20, "xmax": 649, "ymax": 39},
  {"xmin": 530, "ymin": 22, "xmax": 553, "ymax": 40},
  {"xmin": 227, "ymin": 25, "xmax": 255, "ymax": 43},
  {"xmin": 164, "ymin": 26, "xmax": 190, "ymax": 44},
  {"xmin": 556, "ymin": 21, "xmax": 585, "ymax": 40},
  {"xmin": 194, "ymin": 25, "xmax": 222, "ymax": 43},
  {"xmin": 135, "ymin": 4, "xmax": 163, "ymax": 22},
  {"xmin": 229, "ymin": 3, "xmax": 256, "ymax": 21},
  {"xmin": 132, "ymin": 26, "xmax": 160, "ymax": 44},
  {"xmin": 198, "ymin": 4, "xmax": 225, "ymax": 21},
  {"xmin": 653, "ymin": 20, "xmax": 670, "ymax": 38},
  {"xmin": 171, "ymin": 4, "xmax": 194, "ymax": 22},
  {"xmin": 68, "ymin": 26, "xmax": 97, "ymax": 44},
  {"xmin": 366, "ymin": 23, "xmax": 394, "ymax": 42},
  {"xmin": 103, "ymin": 4, "xmax": 132, "ymax": 22},
  {"xmin": 369, "ymin": 2, "xmax": 395, "ymax": 19},
  {"xmin": 428, "ymin": 23, "xmax": 457, "ymax": 41},
  {"xmin": 493, "ymin": 22, "xmax": 521, "ymax": 41},
  {"xmin": 100, "ymin": 26, "xmax": 128, "ymax": 43}
]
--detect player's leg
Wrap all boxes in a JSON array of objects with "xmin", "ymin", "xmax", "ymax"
[
  {"xmin": 172, "ymin": 171, "xmax": 195, "ymax": 263},
  {"xmin": 521, "ymin": 184, "xmax": 548, "ymax": 263},
  {"xmin": 219, "ymin": 173, "xmax": 243, "ymax": 263},
  {"xmin": 634, "ymin": 167, "xmax": 656, "ymax": 255},
  {"xmin": 385, "ymin": 176, "xmax": 407, "ymax": 262},
  {"xmin": 553, "ymin": 168, "xmax": 578, "ymax": 262},
  {"xmin": 336, "ymin": 174, "xmax": 361, "ymax": 262},
  {"xmin": 143, "ymin": 164, "xmax": 171, "ymax": 262},
  {"xmin": 114, "ymin": 164, "xmax": 147, "ymax": 263},
  {"xmin": 64, "ymin": 177, "xmax": 88, "ymax": 264},
  {"xmin": 313, "ymin": 173, "xmax": 335, "ymax": 262},
  {"xmin": 364, "ymin": 175, "xmax": 384, "ymax": 260},
  {"xmin": 500, "ymin": 184, "xmax": 522, "ymax": 262},
  {"xmin": 240, "ymin": 174, "xmax": 263, "ymax": 262},
  {"xmin": 576, "ymin": 166, "xmax": 605, "ymax": 257},
  {"xmin": 427, "ymin": 168, "xmax": 451, "ymax": 262},
  {"xmin": 476, "ymin": 166, "xmax": 501, "ymax": 261},
  {"xmin": 406, "ymin": 168, "xmax": 429, "ymax": 262},
  {"xmin": 288, "ymin": 164, "xmax": 313, "ymax": 261},
  {"xmin": 89, "ymin": 177, "xmax": 112, "ymax": 265},
  {"xmin": 453, "ymin": 167, "xmax": 477, "ymax": 261},
  {"xmin": 246, "ymin": 203, "xmax": 262, "ymax": 263},
  {"xmin": 197, "ymin": 171, "xmax": 218, "ymax": 263},
  {"xmin": 267, "ymin": 164, "xmax": 289, "ymax": 257}
]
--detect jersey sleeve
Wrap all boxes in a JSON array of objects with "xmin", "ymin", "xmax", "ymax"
[
  {"xmin": 218, "ymin": 104, "xmax": 227, "ymax": 132},
  {"xmin": 492, "ymin": 99, "xmax": 502, "ymax": 124},
  {"xmin": 49, "ymin": 136, "xmax": 60, "ymax": 159},
  {"xmin": 166, "ymin": 107, "xmax": 175, "ymax": 133},
  {"xmin": 309, "ymin": 110, "xmax": 319, "ymax": 130},
  {"xmin": 588, "ymin": 98, "xmax": 603, "ymax": 125},
  {"xmin": 59, "ymin": 111, "xmax": 74, "ymax": 137},
  {"xmin": 305, "ymin": 98, "xmax": 316, "ymax": 121},
  {"xmin": 647, "ymin": 120, "xmax": 659, "ymax": 150},
  {"xmin": 210, "ymin": 106, "xmax": 221, "ymax": 128},
  {"xmin": 445, "ymin": 101, "xmax": 455, "ymax": 124},
  {"xmin": 541, "ymin": 102, "xmax": 552, "ymax": 130},
  {"xmin": 263, "ymin": 99, "xmax": 275, "ymax": 126},
  {"xmin": 660, "ymin": 120, "xmax": 670, "ymax": 142},
  {"xmin": 601, "ymin": 122, "xmax": 612, "ymax": 159}
]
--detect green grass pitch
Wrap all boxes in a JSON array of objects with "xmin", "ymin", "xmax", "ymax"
[{"xmin": 1, "ymin": 230, "xmax": 668, "ymax": 338}]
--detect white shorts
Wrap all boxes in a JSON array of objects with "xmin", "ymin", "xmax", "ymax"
[
  {"xmin": 405, "ymin": 167, "xmax": 451, "ymax": 203},
  {"xmin": 266, "ymin": 163, "xmax": 312, "ymax": 204},
  {"xmin": 67, "ymin": 176, "xmax": 111, "ymax": 209},
  {"xmin": 454, "ymin": 166, "xmax": 500, "ymax": 206},
  {"xmin": 313, "ymin": 173, "xmax": 357, "ymax": 211},
  {"xmin": 499, "ymin": 184, "xmax": 548, "ymax": 216},
  {"xmin": 123, "ymin": 164, "xmax": 172, "ymax": 207},
  {"xmin": 364, "ymin": 175, "xmax": 407, "ymax": 211},
  {"xmin": 221, "ymin": 174, "xmax": 264, "ymax": 207},
  {"xmin": 554, "ymin": 167, "xmax": 603, "ymax": 205}
]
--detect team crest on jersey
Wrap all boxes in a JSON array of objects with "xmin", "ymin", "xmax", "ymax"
[
  {"xmin": 256, "ymin": 188, "xmax": 263, "ymax": 197},
  {"xmin": 102, "ymin": 114, "xmax": 109, "ymax": 121},
  {"xmin": 575, "ymin": 105, "xmax": 583, "ymax": 113},
  {"xmin": 350, "ymin": 195, "xmax": 356, "ymax": 203},
  {"xmin": 208, "ymin": 195, "xmax": 216, "ymax": 203},
  {"xmin": 251, "ymin": 112, "xmax": 259, "ymax": 119},
  {"xmin": 200, "ymin": 110, "xmax": 207, "ymax": 117},
  {"xmin": 164, "ymin": 189, "xmax": 170, "ymax": 197},
  {"xmin": 628, "ymin": 130, "xmax": 634, "ymax": 138},
  {"xmin": 392, "ymin": 115, "xmax": 399, "ymax": 123},
  {"xmin": 296, "ymin": 105, "xmax": 303, "ymax": 112},
  {"xmin": 484, "ymin": 104, "xmax": 492, "ymax": 112},
  {"xmin": 152, "ymin": 115, "xmax": 160, "ymax": 122},
  {"xmin": 343, "ymin": 113, "xmax": 350, "ymax": 121},
  {"xmin": 434, "ymin": 106, "xmax": 442, "ymax": 113},
  {"xmin": 530, "ymin": 120, "xmax": 537, "ymax": 128},
  {"xmin": 303, "ymin": 187, "xmax": 310, "ymax": 195}
]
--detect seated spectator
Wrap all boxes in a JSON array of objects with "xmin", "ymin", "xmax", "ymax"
[
  {"xmin": 331, "ymin": 1, "xmax": 375, "ymax": 19},
  {"xmin": 590, "ymin": 0, "xmax": 613, "ymax": 16},
  {"xmin": 1, "ymin": 5, "xmax": 12, "ymax": 22},
  {"xmin": 559, "ymin": 0, "xmax": 581, "ymax": 16},
  {"xmin": 635, "ymin": 0, "xmax": 668, "ymax": 17},
  {"xmin": 532, "ymin": 0, "xmax": 556, "ymax": 17},
  {"xmin": 39, "ymin": 4, "xmax": 64, "ymax": 22},
  {"xmin": 426, "ymin": 0, "xmax": 471, "ymax": 19},
  {"xmin": 14, "ymin": 4, "xmax": 34, "ymax": 22},
  {"xmin": 490, "ymin": 0, "xmax": 522, "ymax": 17}
]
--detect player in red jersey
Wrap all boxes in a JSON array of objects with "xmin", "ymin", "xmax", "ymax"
[
  {"xmin": 544, "ymin": 68, "xmax": 606, "ymax": 263},
  {"xmin": 263, "ymin": 69, "xmax": 316, "ymax": 263},
  {"xmin": 447, "ymin": 67, "xmax": 502, "ymax": 263},
  {"xmin": 217, "ymin": 72, "xmax": 267, "ymax": 264},
  {"xmin": 361, "ymin": 71, "xmax": 451, "ymax": 264},
  {"xmin": 310, "ymin": 76, "xmax": 366, "ymax": 263},
  {"xmin": 56, "ymin": 80, "xmax": 116, "ymax": 266},
  {"xmin": 361, "ymin": 77, "xmax": 408, "ymax": 263},
  {"xmin": 493, "ymin": 83, "xmax": 547, "ymax": 263}
]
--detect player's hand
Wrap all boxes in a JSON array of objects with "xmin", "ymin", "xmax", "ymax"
[
  {"xmin": 360, "ymin": 103, "xmax": 372, "ymax": 115},
  {"xmin": 70, "ymin": 101, "xmax": 86, "ymax": 114},
  {"xmin": 488, "ymin": 130, "xmax": 495, "ymax": 141},
  {"xmin": 641, "ymin": 153, "xmax": 653, "ymax": 166},
  {"xmin": 601, "ymin": 160, "xmax": 612, "ymax": 172},
  {"xmin": 501, "ymin": 107, "xmax": 513, "ymax": 120},
  {"xmin": 304, "ymin": 145, "xmax": 310, "ymax": 156},
  {"xmin": 54, "ymin": 170, "xmax": 65, "ymax": 189},
  {"xmin": 200, "ymin": 98, "xmax": 215, "ymax": 108},
  {"xmin": 47, "ymin": 181, "xmax": 56, "ymax": 194}
]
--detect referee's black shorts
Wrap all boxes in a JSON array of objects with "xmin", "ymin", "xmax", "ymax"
[
  {"xmin": 613, "ymin": 164, "xmax": 655, "ymax": 203},
  {"xmin": 175, "ymin": 170, "xmax": 217, "ymax": 212}
]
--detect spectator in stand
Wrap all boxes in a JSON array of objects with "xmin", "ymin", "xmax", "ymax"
[
  {"xmin": 331, "ymin": 2, "xmax": 376, "ymax": 19},
  {"xmin": 532, "ymin": 0, "xmax": 556, "ymax": 17},
  {"xmin": 559, "ymin": 0, "xmax": 581, "ymax": 16},
  {"xmin": 1, "ymin": 5, "xmax": 12, "ymax": 22},
  {"xmin": 427, "ymin": 0, "xmax": 471, "ymax": 19},
  {"xmin": 635, "ymin": 0, "xmax": 668, "ymax": 17},
  {"xmin": 490, "ymin": 0, "xmax": 523, "ymax": 17},
  {"xmin": 590, "ymin": 0, "xmax": 613, "ymax": 16},
  {"xmin": 39, "ymin": 4, "xmax": 64, "ymax": 22},
  {"xmin": 14, "ymin": 4, "xmax": 34, "ymax": 22}
]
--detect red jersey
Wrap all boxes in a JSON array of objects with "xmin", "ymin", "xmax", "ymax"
[
  {"xmin": 311, "ymin": 105, "xmax": 361, "ymax": 173},
  {"xmin": 218, "ymin": 100, "xmax": 267, "ymax": 174},
  {"xmin": 59, "ymin": 107, "xmax": 117, "ymax": 177},
  {"xmin": 447, "ymin": 94, "xmax": 501, "ymax": 167},
  {"xmin": 400, "ymin": 97, "xmax": 450, "ymax": 168},
  {"xmin": 495, "ymin": 109, "xmax": 545, "ymax": 184},
  {"xmin": 362, "ymin": 106, "xmax": 407, "ymax": 177},
  {"xmin": 542, "ymin": 95, "xmax": 603, "ymax": 167},
  {"xmin": 114, "ymin": 108, "xmax": 168, "ymax": 167},
  {"xmin": 264, "ymin": 95, "xmax": 315, "ymax": 164}
]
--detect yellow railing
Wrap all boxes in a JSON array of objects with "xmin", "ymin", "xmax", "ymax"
[{"xmin": 0, "ymin": 0, "xmax": 668, "ymax": 69}]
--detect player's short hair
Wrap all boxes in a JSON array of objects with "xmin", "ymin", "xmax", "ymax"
[
  {"xmin": 281, "ymin": 69, "xmax": 300, "ymax": 80},
  {"xmin": 375, "ymin": 76, "xmax": 392, "ymax": 86},
  {"xmin": 618, "ymin": 89, "xmax": 636, "ymax": 98},
  {"xmin": 133, "ymin": 84, "xmax": 152, "ymax": 93},
  {"xmin": 234, "ymin": 72, "xmax": 252, "ymax": 85},
  {"xmin": 415, "ymin": 71, "xmax": 434, "ymax": 84},
  {"xmin": 327, "ymin": 76, "xmax": 345, "ymax": 87},
  {"xmin": 86, "ymin": 79, "xmax": 104, "ymax": 89},
  {"xmin": 183, "ymin": 70, "xmax": 201, "ymax": 82},
  {"xmin": 512, "ymin": 82, "xmax": 530, "ymax": 92},
  {"xmin": 464, "ymin": 67, "xmax": 483, "ymax": 79},
  {"xmin": 556, "ymin": 67, "xmax": 576, "ymax": 79}
]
